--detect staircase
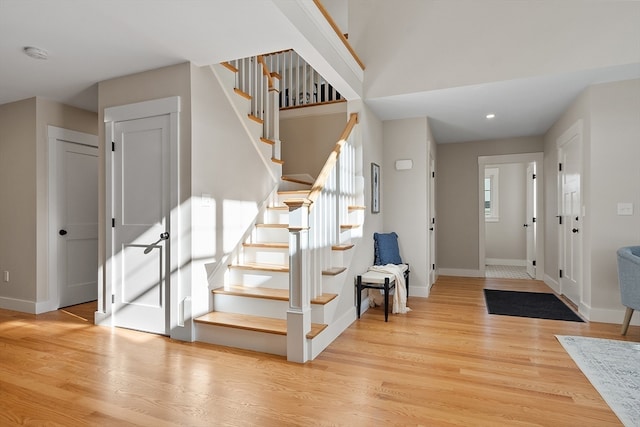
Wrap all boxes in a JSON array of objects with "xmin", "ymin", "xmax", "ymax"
[{"xmin": 194, "ymin": 54, "xmax": 363, "ymax": 362}]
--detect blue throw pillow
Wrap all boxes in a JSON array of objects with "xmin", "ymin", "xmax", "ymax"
[{"xmin": 373, "ymin": 232, "xmax": 403, "ymax": 265}]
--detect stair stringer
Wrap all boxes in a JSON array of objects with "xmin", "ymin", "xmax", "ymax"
[{"xmin": 210, "ymin": 63, "xmax": 281, "ymax": 182}]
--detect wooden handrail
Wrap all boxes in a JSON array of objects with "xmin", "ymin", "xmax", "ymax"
[
  {"xmin": 307, "ymin": 112, "xmax": 359, "ymax": 207},
  {"xmin": 312, "ymin": 0, "xmax": 365, "ymax": 70},
  {"xmin": 257, "ymin": 55, "xmax": 274, "ymax": 89}
]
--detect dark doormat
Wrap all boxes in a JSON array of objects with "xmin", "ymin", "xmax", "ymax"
[{"xmin": 483, "ymin": 289, "xmax": 584, "ymax": 322}]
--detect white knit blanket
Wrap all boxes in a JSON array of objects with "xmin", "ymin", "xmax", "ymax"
[{"xmin": 367, "ymin": 264, "xmax": 411, "ymax": 314}]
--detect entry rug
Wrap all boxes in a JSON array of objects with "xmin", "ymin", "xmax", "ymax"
[
  {"xmin": 483, "ymin": 289, "xmax": 584, "ymax": 322},
  {"xmin": 556, "ymin": 336, "xmax": 640, "ymax": 426}
]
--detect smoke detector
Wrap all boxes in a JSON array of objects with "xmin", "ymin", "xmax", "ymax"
[{"xmin": 23, "ymin": 46, "xmax": 48, "ymax": 60}]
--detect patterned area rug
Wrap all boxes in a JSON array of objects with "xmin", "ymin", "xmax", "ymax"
[
  {"xmin": 556, "ymin": 335, "xmax": 640, "ymax": 426},
  {"xmin": 485, "ymin": 264, "xmax": 532, "ymax": 279}
]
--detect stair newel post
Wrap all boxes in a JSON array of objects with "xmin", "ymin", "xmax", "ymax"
[{"xmin": 284, "ymin": 199, "xmax": 312, "ymax": 363}]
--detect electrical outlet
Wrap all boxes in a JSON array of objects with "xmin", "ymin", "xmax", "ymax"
[{"xmin": 3, "ymin": 271, "xmax": 9, "ymax": 282}]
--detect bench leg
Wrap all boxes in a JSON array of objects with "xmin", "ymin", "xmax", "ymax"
[
  {"xmin": 356, "ymin": 275, "xmax": 362, "ymax": 319},
  {"xmin": 384, "ymin": 278, "xmax": 390, "ymax": 322}
]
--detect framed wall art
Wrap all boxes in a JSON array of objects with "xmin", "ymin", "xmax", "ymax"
[{"xmin": 371, "ymin": 162, "xmax": 380, "ymax": 213}]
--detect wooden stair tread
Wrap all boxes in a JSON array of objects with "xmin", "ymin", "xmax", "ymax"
[
  {"xmin": 332, "ymin": 244, "xmax": 354, "ymax": 251},
  {"xmin": 278, "ymin": 190, "xmax": 310, "ymax": 196},
  {"xmin": 340, "ymin": 224, "xmax": 361, "ymax": 230},
  {"xmin": 281, "ymin": 176, "xmax": 314, "ymax": 186},
  {"xmin": 268, "ymin": 205, "xmax": 289, "ymax": 211},
  {"xmin": 255, "ymin": 223, "xmax": 288, "ymax": 228},
  {"xmin": 271, "ymin": 157, "xmax": 284, "ymax": 165},
  {"xmin": 248, "ymin": 114, "xmax": 264, "ymax": 124},
  {"xmin": 348, "ymin": 205, "xmax": 366, "ymax": 211},
  {"xmin": 229, "ymin": 263, "xmax": 289, "ymax": 273},
  {"xmin": 243, "ymin": 242, "xmax": 288, "ymax": 249},
  {"xmin": 220, "ymin": 62, "xmax": 238, "ymax": 73},
  {"xmin": 322, "ymin": 267, "xmax": 347, "ymax": 276},
  {"xmin": 234, "ymin": 88, "xmax": 251, "ymax": 100},
  {"xmin": 194, "ymin": 312, "xmax": 327, "ymax": 339},
  {"xmin": 260, "ymin": 137, "xmax": 275, "ymax": 146},
  {"xmin": 212, "ymin": 285, "xmax": 337, "ymax": 305}
]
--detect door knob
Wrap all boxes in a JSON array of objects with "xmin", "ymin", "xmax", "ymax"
[
  {"xmin": 572, "ymin": 228, "xmax": 579, "ymax": 233},
  {"xmin": 160, "ymin": 232, "xmax": 169, "ymax": 240},
  {"xmin": 59, "ymin": 229, "xmax": 67, "ymax": 236},
  {"xmin": 429, "ymin": 227, "xmax": 434, "ymax": 231},
  {"xmin": 523, "ymin": 224, "xmax": 529, "ymax": 227}
]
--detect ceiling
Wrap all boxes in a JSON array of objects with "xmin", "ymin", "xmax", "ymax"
[
  {"xmin": 366, "ymin": 63, "xmax": 640, "ymax": 143},
  {"xmin": 1, "ymin": 0, "xmax": 638, "ymax": 144}
]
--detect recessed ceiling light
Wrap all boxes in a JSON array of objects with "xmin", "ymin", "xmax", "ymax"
[
  {"xmin": 486, "ymin": 113, "xmax": 496, "ymax": 119},
  {"xmin": 23, "ymin": 46, "xmax": 48, "ymax": 60}
]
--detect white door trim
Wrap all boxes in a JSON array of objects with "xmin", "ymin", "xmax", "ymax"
[
  {"xmin": 100, "ymin": 96, "xmax": 181, "ymax": 334},
  {"xmin": 44, "ymin": 126, "xmax": 98, "ymax": 314},
  {"xmin": 478, "ymin": 152, "xmax": 544, "ymax": 280}
]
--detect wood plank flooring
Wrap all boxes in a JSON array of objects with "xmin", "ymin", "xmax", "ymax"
[{"xmin": 1, "ymin": 275, "xmax": 636, "ymax": 426}]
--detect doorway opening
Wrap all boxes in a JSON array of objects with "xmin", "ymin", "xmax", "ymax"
[{"xmin": 478, "ymin": 153, "xmax": 544, "ymax": 280}]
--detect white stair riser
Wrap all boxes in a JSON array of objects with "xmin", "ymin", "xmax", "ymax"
[
  {"xmin": 195, "ymin": 323, "xmax": 286, "ymax": 356},
  {"xmin": 228, "ymin": 269, "xmax": 289, "ymax": 288},
  {"xmin": 265, "ymin": 209, "xmax": 289, "ymax": 224},
  {"xmin": 256, "ymin": 227, "xmax": 289, "ymax": 243},
  {"xmin": 259, "ymin": 140, "xmax": 273, "ymax": 160},
  {"xmin": 243, "ymin": 247, "xmax": 289, "ymax": 266},
  {"xmin": 213, "ymin": 293, "xmax": 334, "ymax": 324},
  {"xmin": 213, "ymin": 294, "xmax": 288, "ymax": 319}
]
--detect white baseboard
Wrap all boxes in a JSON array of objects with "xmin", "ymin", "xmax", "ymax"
[
  {"xmin": 438, "ymin": 268, "xmax": 483, "ymax": 278},
  {"xmin": 0, "ymin": 296, "xmax": 37, "ymax": 314},
  {"xmin": 544, "ymin": 274, "xmax": 560, "ymax": 293},
  {"xmin": 310, "ymin": 308, "xmax": 357, "ymax": 360},
  {"xmin": 485, "ymin": 258, "xmax": 526, "ymax": 266},
  {"xmin": 409, "ymin": 285, "xmax": 429, "ymax": 298}
]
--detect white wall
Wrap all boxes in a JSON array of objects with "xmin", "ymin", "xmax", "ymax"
[
  {"xmin": 436, "ymin": 136, "xmax": 543, "ymax": 272},
  {"xmin": 280, "ymin": 104, "xmax": 348, "ymax": 177},
  {"xmin": 588, "ymin": 79, "xmax": 640, "ymax": 321},
  {"xmin": 485, "ymin": 163, "xmax": 526, "ymax": 263},
  {"xmin": 349, "ymin": 0, "xmax": 640, "ymax": 98},
  {"xmin": 190, "ymin": 64, "xmax": 278, "ymax": 323},
  {"xmin": 543, "ymin": 78, "xmax": 640, "ymax": 324},
  {"xmin": 382, "ymin": 117, "xmax": 433, "ymax": 296},
  {"xmin": 0, "ymin": 97, "xmax": 97, "ymax": 313}
]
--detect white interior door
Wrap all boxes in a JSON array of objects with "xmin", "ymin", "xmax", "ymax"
[
  {"xmin": 525, "ymin": 162, "xmax": 536, "ymax": 279},
  {"xmin": 57, "ymin": 142, "xmax": 99, "ymax": 307},
  {"xmin": 113, "ymin": 115, "xmax": 171, "ymax": 335},
  {"xmin": 429, "ymin": 154, "xmax": 436, "ymax": 285},
  {"xmin": 559, "ymin": 132, "xmax": 582, "ymax": 306}
]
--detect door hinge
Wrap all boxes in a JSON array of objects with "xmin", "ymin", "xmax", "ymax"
[
  {"xmin": 432, "ymin": 218, "xmax": 436, "ymax": 224},
  {"xmin": 112, "ymin": 218, "xmax": 115, "ymax": 228},
  {"xmin": 558, "ymin": 163, "xmax": 563, "ymax": 172},
  {"xmin": 558, "ymin": 216, "xmax": 562, "ymax": 225},
  {"xmin": 432, "ymin": 171, "xmax": 435, "ymax": 178},
  {"xmin": 532, "ymin": 217, "xmax": 536, "ymax": 223},
  {"xmin": 432, "ymin": 264, "xmax": 436, "ymax": 270},
  {"xmin": 559, "ymin": 269, "xmax": 563, "ymax": 278},
  {"xmin": 112, "ymin": 141, "xmax": 115, "ymax": 152},
  {"xmin": 532, "ymin": 173, "xmax": 537, "ymax": 179},
  {"xmin": 111, "ymin": 294, "xmax": 115, "ymax": 303},
  {"xmin": 532, "ymin": 260, "xmax": 536, "ymax": 266}
]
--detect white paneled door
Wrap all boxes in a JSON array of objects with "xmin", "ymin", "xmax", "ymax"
[
  {"xmin": 112, "ymin": 115, "xmax": 171, "ymax": 335},
  {"xmin": 57, "ymin": 142, "xmax": 99, "ymax": 307},
  {"xmin": 559, "ymin": 127, "xmax": 582, "ymax": 307},
  {"xmin": 525, "ymin": 162, "xmax": 536, "ymax": 279}
]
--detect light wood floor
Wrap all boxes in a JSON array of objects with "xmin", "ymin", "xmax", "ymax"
[{"xmin": 1, "ymin": 276, "xmax": 636, "ymax": 426}]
